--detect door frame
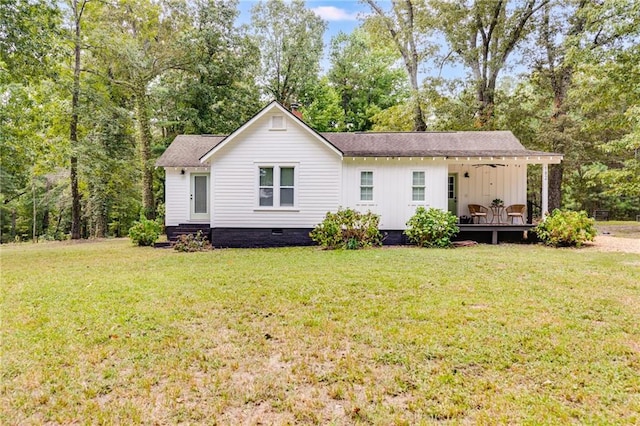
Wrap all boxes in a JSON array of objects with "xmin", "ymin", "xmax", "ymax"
[
  {"xmin": 447, "ymin": 173, "xmax": 458, "ymax": 216},
  {"xmin": 190, "ymin": 173, "xmax": 210, "ymax": 222}
]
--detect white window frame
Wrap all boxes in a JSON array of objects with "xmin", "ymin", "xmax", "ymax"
[
  {"xmin": 255, "ymin": 163, "xmax": 298, "ymax": 210},
  {"xmin": 359, "ymin": 170, "xmax": 374, "ymax": 202},
  {"xmin": 411, "ymin": 170, "xmax": 426, "ymax": 202}
]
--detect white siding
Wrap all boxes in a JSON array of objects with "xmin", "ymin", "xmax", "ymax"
[
  {"xmin": 209, "ymin": 111, "xmax": 342, "ymax": 228},
  {"xmin": 449, "ymin": 163, "xmax": 527, "ymax": 216},
  {"xmin": 342, "ymin": 158, "xmax": 449, "ymax": 229},
  {"xmin": 164, "ymin": 168, "xmax": 190, "ymax": 226}
]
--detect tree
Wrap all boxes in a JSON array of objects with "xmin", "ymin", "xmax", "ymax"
[
  {"xmin": 154, "ymin": 0, "xmax": 260, "ymax": 137},
  {"xmin": 67, "ymin": 0, "xmax": 88, "ymax": 239},
  {"xmin": 251, "ymin": 0, "xmax": 326, "ymax": 107},
  {"xmin": 364, "ymin": 0, "xmax": 433, "ymax": 131},
  {"xmin": 0, "ymin": 0, "xmax": 61, "ymax": 84},
  {"xmin": 435, "ymin": 0, "xmax": 548, "ymax": 127},
  {"xmin": 89, "ymin": 0, "xmax": 194, "ymax": 219},
  {"xmin": 327, "ymin": 29, "xmax": 408, "ymax": 131},
  {"xmin": 529, "ymin": 0, "xmax": 640, "ymax": 210}
]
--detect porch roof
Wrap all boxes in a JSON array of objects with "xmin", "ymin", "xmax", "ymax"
[{"xmin": 321, "ymin": 131, "xmax": 561, "ymax": 160}]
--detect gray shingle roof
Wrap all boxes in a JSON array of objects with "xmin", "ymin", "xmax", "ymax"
[
  {"xmin": 155, "ymin": 135, "xmax": 225, "ymax": 167},
  {"xmin": 155, "ymin": 131, "xmax": 560, "ymax": 167},
  {"xmin": 322, "ymin": 131, "xmax": 556, "ymax": 158}
]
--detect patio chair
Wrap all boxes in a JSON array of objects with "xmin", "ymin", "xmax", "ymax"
[
  {"xmin": 468, "ymin": 204, "xmax": 489, "ymax": 224},
  {"xmin": 506, "ymin": 204, "xmax": 526, "ymax": 224}
]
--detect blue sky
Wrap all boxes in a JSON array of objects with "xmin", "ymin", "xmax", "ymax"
[
  {"xmin": 238, "ymin": 1, "xmax": 377, "ymax": 71},
  {"xmin": 237, "ymin": 0, "xmax": 468, "ymax": 80}
]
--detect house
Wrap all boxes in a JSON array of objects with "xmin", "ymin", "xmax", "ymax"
[{"xmin": 155, "ymin": 101, "xmax": 562, "ymax": 247}]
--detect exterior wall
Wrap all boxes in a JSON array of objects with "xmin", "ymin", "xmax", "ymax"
[
  {"xmin": 449, "ymin": 163, "xmax": 527, "ymax": 217},
  {"xmin": 164, "ymin": 167, "xmax": 210, "ymax": 226},
  {"xmin": 208, "ymin": 111, "xmax": 342, "ymax": 228},
  {"xmin": 341, "ymin": 158, "xmax": 449, "ymax": 230}
]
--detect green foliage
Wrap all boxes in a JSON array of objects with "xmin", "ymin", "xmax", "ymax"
[
  {"xmin": 251, "ymin": 0, "xmax": 326, "ymax": 106},
  {"xmin": 128, "ymin": 215, "xmax": 162, "ymax": 246},
  {"xmin": 172, "ymin": 231, "xmax": 212, "ymax": 252},
  {"xmin": 535, "ymin": 209, "xmax": 596, "ymax": 247},
  {"xmin": 404, "ymin": 207, "xmax": 459, "ymax": 248},
  {"xmin": 310, "ymin": 208, "xmax": 382, "ymax": 250}
]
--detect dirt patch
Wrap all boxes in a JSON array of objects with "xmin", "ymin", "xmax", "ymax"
[{"xmin": 585, "ymin": 235, "xmax": 640, "ymax": 254}]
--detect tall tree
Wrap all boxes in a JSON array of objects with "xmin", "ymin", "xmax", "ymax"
[
  {"xmin": 530, "ymin": 0, "xmax": 640, "ymax": 210},
  {"xmin": 90, "ymin": 0, "xmax": 193, "ymax": 219},
  {"xmin": 251, "ymin": 0, "xmax": 326, "ymax": 107},
  {"xmin": 365, "ymin": 0, "xmax": 433, "ymax": 131},
  {"xmin": 328, "ymin": 29, "xmax": 408, "ymax": 131},
  {"xmin": 155, "ymin": 0, "xmax": 260, "ymax": 136},
  {"xmin": 435, "ymin": 0, "xmax": 548, "ymax": 127},
  {"xmin": 68, "ymin": 0, "xmax": 88, "ymax": 238}
]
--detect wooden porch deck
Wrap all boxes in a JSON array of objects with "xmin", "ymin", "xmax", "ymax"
[{"xmin": 457, "ymin": 223, "xmax": 536, "ymax": 245}]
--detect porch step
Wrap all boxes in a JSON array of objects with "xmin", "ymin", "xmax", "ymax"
[{"xmin": 166, "ymin": 224, "xmax": 210, "ymax": 242}]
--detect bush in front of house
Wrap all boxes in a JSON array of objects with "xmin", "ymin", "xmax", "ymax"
[
  {"xmin": 128, "ymin": 214, "xmax": 162, "ymax": 246},
  {"xmin": 535, "ymin": 209, "xmax": 596, "ymax": 247},
  {"xmin": 310, "ymin": 208, "xmax": 382, "ymax": 250},
  {"xmin": 173, "ymin": 231, "xmax": 212, "ymax": 252},
  {"xmin": 404, "ymin": 207, "xmax": 459, "ymax": 248}
]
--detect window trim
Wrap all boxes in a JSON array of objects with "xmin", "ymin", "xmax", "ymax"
[
  {"xmin": 255, "ymin": 163, "xmax": 299, "ymax": 210},
  {"xmin": 411, "ymin": 170, "xmax": 426, "ymax": 202},
  {"xmin": 359, "ymin": 170, "xmax": 374, "ymax": 202}
]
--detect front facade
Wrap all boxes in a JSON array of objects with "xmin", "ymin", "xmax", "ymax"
[{"xmin": 157, "ymin": 101, "xmax": 562, "ymax": 247}]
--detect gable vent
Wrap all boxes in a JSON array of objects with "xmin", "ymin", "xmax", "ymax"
[{"xmin": 271, "ymin": 115, "xmax": 285, "ymax": 130}]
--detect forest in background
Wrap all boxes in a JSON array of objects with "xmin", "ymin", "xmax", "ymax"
[{"xmin": 1, "ymin": 0, "xmax": 639, "ymax": 242}]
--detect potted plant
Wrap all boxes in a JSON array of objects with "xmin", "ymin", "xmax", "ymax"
[{"xmin": 491, "ymin": 198, "xmax": 504, "ymax": 207}]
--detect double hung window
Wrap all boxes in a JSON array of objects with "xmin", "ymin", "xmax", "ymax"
[
  {"xmin": 360, "ymin": 171, "xmax": 373, "ymax": 201},
  {"xmin": 412, "ymin": 171, "xmax": 426, "ymax": 201},
  {"xmin": 258, "ymin": 166, "xmax": 296, "ymax": 207}
]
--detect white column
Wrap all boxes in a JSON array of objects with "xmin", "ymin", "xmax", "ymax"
[{"xmin": 542, "ymin": 163, "xmax": 549, "ymax": 218}]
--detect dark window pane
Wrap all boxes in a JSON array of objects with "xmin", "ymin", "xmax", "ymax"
[
  {"xmin": 259, "ymin": 188, "xmax": 273, "ymax": 206},
  {"xmin": 280, "ymin": 188, "xmax": 294, "ymax": 206},
  {"xmin": 260, "ymin": 167, "xmax": 273, "ymax": 186},
  {"xmin": 280, "ymin": 167, "xmax": 294, "ymax": 186}
]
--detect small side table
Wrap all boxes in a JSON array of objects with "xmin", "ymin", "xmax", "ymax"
[{"xmin": 490, "ymin": 205, "xmax": 505, "ymax": 224}]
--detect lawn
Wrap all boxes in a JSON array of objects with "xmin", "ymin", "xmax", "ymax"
[{"xmin": 1, "ymin": 239, "xmax": 639, "ymax": 424}]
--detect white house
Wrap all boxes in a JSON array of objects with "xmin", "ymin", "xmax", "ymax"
[{"xmin": 156, "ymin": 101, "xmax": 562, "ymax": 247}]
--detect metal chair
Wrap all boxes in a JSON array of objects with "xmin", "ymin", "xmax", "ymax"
[
  {"xmin": 506, "ymin": 204, "xmax": 526, "ymax": 224},
  {"xmin": 468, "ymin": 204, "xmax": 489, "ymax": 224}
]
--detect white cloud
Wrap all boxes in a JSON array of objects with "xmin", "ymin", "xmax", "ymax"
[{"xmin": 311, "ymin": 6, "xmax": 360, "ymax": 21}]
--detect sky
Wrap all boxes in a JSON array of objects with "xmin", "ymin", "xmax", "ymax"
[
  {"xmin": 238, "ymin": 0, "xmax": 381, "ymax": 72},
  {"xmin": 237, "ymin": 0, "xmax": 468, "ymax": 80}
]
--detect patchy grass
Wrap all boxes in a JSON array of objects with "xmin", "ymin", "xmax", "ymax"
[
  {"xmin": 1, "ymin": 239, "xmax": 639, "ymax": 424},
  {"xmin": 596, "ymin": 220, "xmax": 640, "ymax": 239}
]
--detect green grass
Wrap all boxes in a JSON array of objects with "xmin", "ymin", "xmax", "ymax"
[{"xmin": 2, "ymin": 240, "xmax": 639, "ymax": 424}]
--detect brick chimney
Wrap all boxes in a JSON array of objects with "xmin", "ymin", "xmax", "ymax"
[{"xmin": 290, "ymin": 102, "xmax": 303, "ymax": 120}]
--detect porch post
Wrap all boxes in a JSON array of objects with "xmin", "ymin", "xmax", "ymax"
[{"xmin": 542, "ymin": 163, "xmax": 549, "ymax": 218}]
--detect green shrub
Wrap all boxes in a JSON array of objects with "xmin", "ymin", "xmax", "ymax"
[
  {"xmin": 404, "ymin": 207, "xmax": 459, "ymax": 248},
  {"xmin": 535, "ymin": 209, "xmax": 596, "ymax": 247},
  {"xmin": 310, "ymin": 208, "xmax": 382, "ymax": 250},
  {"xmin": 173, "ymin": 231, "xmax": 212, "ymax": 252},
  {"xmin": 128, "ymin": 215, "xmax": 162, "ymax": 246}
]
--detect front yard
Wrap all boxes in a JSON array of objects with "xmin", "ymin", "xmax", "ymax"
[{"xmin": 1, "ymin": 239, "xmax": 639, "ymax": 424}]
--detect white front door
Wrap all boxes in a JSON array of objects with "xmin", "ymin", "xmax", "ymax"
[{"xmin": 190, "ymin": 174, "xmax": 209, "ymax": 221}]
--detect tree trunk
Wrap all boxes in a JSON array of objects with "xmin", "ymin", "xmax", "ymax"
[
  {"xmin": 70, "ymin": 0, "xmax": 82, "ymax": 239},
  {"xmin": 134, "ymin": 87, "xmax": 155, "ymax": 219},
  {"xmin": 548, "ymin": 163, "xmax": 563, "ymax": 211}
]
